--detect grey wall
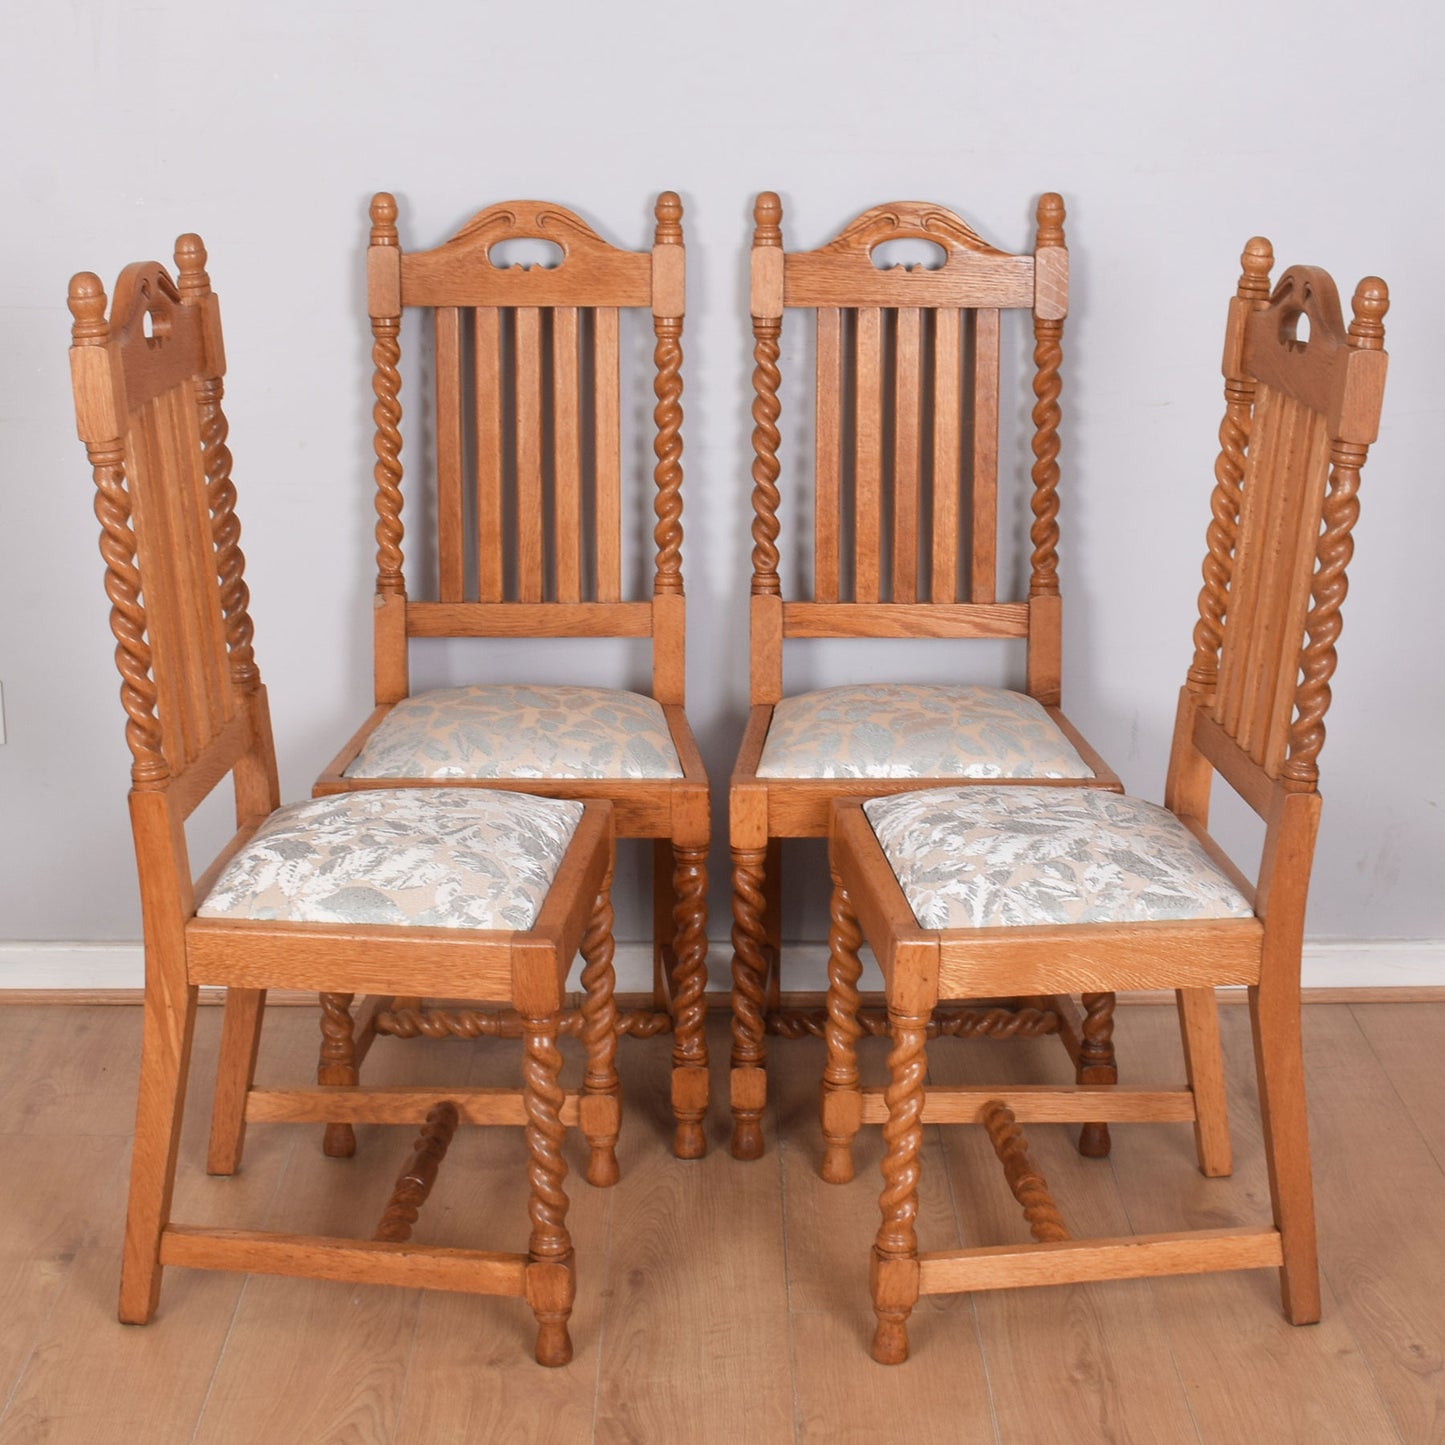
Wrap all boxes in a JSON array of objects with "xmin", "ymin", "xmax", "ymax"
[{"xmin": 2, "ymin": 0, "xmax": 1441, "ymax": 975}]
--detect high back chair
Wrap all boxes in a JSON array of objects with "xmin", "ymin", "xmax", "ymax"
[
  {"xmin": 315, "ymin": 193, "xmax": 709, "ymax": 1159},
  {"xmin": 729, "ymin": 193, "xmax": 1122, "ymax": 1158},
  {"xmin": 67, "ymin": 238, "xmax": 622, "ymax": 1366},
  {"xmin": 820, "ymin": 242, "xmax": 1389, "ymax": 1361}
]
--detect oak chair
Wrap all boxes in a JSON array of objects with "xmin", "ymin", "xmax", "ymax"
[
  {"xmin": 67, "ymin": 239, "xmax": 623, "ymax": 1366},
  {"xmin": 314, "ymin": 193, "xmax": 710, "ymax": 1159},
  {"xmin": 730, "ymin": 193, "xmax": 1122, "ymax": 1158},
  {"xmin": 821, "ymin": 243, "xmax": 1389, "ymax": 1361}
]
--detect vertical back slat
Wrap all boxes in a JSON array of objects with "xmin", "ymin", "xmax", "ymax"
[
  {"xmin": 594, "ymin": 307, "xmax": 622, "ymax": 601},
  {"xmin": 434, "ymin": 307, "xmax": 464, "ymax": 602},
  {"xmin": 970, "ymin": 307, "xmax": 1001, "ymax": 604},
  {"xmin": 931, "ymin": 308, "xmax": 962, "ymax": 604},
  {"xmin": 473, "ymin": 307, "xmax": 504, "ymax": 601},
  {"xmin": 514, "ymin": 306, "xmax": 545, "ymax": 602},
  {"xmin": 854, "ymin": 307, "xmax": 883, "ymax": 603},
  {"xmin": 814, "ymin": 308, "xmax": 843, "ymax": 602},
  {"xmin": 892, "ymin": 308, "xmax": 922, "ymax": 600},
  {"xmin": 552, "ymin": 307, "xmax": 583, "ymax": 602}
]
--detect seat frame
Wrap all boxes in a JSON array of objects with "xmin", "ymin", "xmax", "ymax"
[
  {"xmin": 312, "ymin": 193, "xmax": 710, "ymax": 1158},
  {"xmin": 68, "ymin": 242, "xmax": 622, "ymax": 1366},
  {"xmin": 729, "ymin": 193, "xmax": 1121, "ymax": 1158},
  {"xmin": 820, "ymin": 243, "xmax": 1390, "ymax": 1362}
]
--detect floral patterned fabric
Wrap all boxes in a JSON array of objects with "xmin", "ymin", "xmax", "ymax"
[
  {"xmin": 756, "ymin": 684, "xmax": 1092, "ymax": 780},
  {"xmin": 863, "ymin": 786, "xmax": 1253, "ymax": 929},
  {"xmin": 344, "ymin": 684, "xmax": 683, "ymax": 781},
  {"xmin": 197, "ymin": 788, "xmax": 583, "ymax": 930}
]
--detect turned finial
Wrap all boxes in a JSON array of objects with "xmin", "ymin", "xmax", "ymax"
[
  {"xmin": 753, "ymin": 191, "xmax": 783, "ymax": 246},
  {"xmin": 1239, "ymin": 237, "xmax": 1274, "ymax": 300},
  {"xmin": 1349, "ymin": 277, "xmax": 1389, "ymax": 349},
  {"xmin": 370, "ymin": 192, "xmax": 399, "ymax": 246},
  {"xmin": 68, "ymin": 272, "xmax": 109, "ymax": 343},
  {"xmin": 174, "ymin": 233, "xmax": 210, "ymax": 299},
  {"xmin": 654, "ymin": 190, "xmax": 683, "ymax": 244},
  {"xmin": 1035, "ymin": 192, "xmax": 1065, "ymax": 248}
]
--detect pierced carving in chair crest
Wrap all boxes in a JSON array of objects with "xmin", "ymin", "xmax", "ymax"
[{"xmin": 813, "ymin": 201, "xmax": 1013, "ymax": 262}]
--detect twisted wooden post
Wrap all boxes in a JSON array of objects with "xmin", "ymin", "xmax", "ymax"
[
  {"xmin": 1077, "ymin": 991, "xmax": 1117, "ymax": 1157},
  {"xmin": 651, "ymin": 191, "xmax": 685, "ymax": 596},
  {"xmin": 1284, "ymin": 277, "xmax": 1388, "ymax": 788},
  {"xmin": 369, "ymin": 193, "xmax": 405, "ymax": 598},
  {"xmin": 69, "ymin": 274, "xmax": 169, "ymax": 790},
  {"xmin": 1027, "ymin": 194, "xmax": 1065, "ymax": 600},
  {"xmin": 522, "ymin": 1014, "xmax": 574, "ymax": 1367},
  {"xmin": 729, "ymin": 845, "xmax": 770, "ymax": 1159},
  {"xmin": 980, "ymin": 1101, "xmax": 1070, "ymax": 1243},
  {"xmin": 175, "ymin": 234, "xmax": 258, "ymax": 693},
  {"xmin": 871, "ymin": 1007, "xmax": 929, "ymax": 1365},
  {"xmin": 373, "ymin": 1102, "xmax": 460, "ymax": 1243},
  {"xmin": 820, "ymin": 877, "xmax": 864, "ymax": 1183},
  {"xmin": 749, "ymin": 192, "xmax": 783, "ymax": 598},
  {"xmin": 317, "ymin": 991, "xmax": 358, "ymax": 1158},
  {"xmin": 669, "ymin": 844, "xmax": 709, "ymax": 1159},
  {"xmin": 579, "ymin": 874, "xmax": 621, "ymax": 1186},
  {"xmin": 1188, "ymin": 238, "xmax": 1274, "ymax": 697}
]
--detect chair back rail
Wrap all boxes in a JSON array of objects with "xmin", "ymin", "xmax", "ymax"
[
  {"xmin": 1179, "ymin": 240, "xmax": 1388, "ymax": 817},
  {"xmin": 747, "ymin": 193, "xmax": 1068, "ymax": 705},
  {"xmin": 366, "ymin": 195, "xmax": 686, "ymax": 704},
  {"xmin": 68, "ymin": 240, "xmax": 263, "ymax": 820}
]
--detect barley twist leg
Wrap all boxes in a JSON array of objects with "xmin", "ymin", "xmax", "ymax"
[
  {"xmin": 317, "ymin": 992, "xmax": 357, "ymax": 1158},
  {"xmin": 872, "ymin": 1009, "xmax": 928, "ymax": 1365},
  {"xmin": 669, "ymin": 844, "xmax": 710, "ymax": 1159},
  {"xmin": 730, "ymin": 846, "xmax": 769, "ymax": 1159},
  {"xmin": 1077, "ymin": 991, "xmax": 1117, "ymax": 1158},
  {"xmin": 579, "ymin": 883, "xmax": 621, "ymax": 1187},
  {"xmin": 523, "ymin": 1015, "xmax": 573, "ymax": 1367},
  {"xmin": 820, "ymin": 878, "xmax": 864, "ymax": 1184}
]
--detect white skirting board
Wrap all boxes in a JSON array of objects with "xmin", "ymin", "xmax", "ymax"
[{"xmin": 2, "ymin": 938, "xmax": 1444, "ymax": 994}]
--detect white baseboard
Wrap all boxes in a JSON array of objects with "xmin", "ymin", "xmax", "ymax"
[{"xmin": 3, "ymin": 938, "xmax": 1445, "ymax": 994}]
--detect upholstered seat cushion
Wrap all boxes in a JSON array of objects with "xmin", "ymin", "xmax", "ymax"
[
  {"xmin": 344, "ymin": 684, "xmax": 684, "ymax": 781},
  {"xmin": 863, "ymin": 786, "xmax": 1253, "ymax": 930},
  {"xmin": 197, "ymin": 788, "xmax": 583, "ymax": 930},
  {"xmin": 755, "ymin": 684, "xmax": 1092, "ymax": 780}
]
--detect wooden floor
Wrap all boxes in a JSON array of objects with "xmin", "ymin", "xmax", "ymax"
[{"xmin": 0, "ymin": 998, "xmax": 1441, "ymax": 1443}]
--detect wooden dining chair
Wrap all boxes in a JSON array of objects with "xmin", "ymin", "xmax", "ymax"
[
  {"xmin": 314, "ymin": 193, "xmax": 710, "ymax": 1159},
  {"xmin": 67, "ymin": 238, "xmax": 623, "ymax": 1366},
  {"xmin": 821, "ymin": 242, "xmax": 1389, "ymax": 1361},
  {"xmin": 729, "ymin": 192, "xmax": 1123, "ymax": 1159}
]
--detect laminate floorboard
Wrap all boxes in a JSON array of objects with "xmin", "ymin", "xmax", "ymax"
[{"xmin": 0, "ymin": 1000, "xmax": 1441, "ymax": 1442}]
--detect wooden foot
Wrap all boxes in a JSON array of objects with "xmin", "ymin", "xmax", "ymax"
[
  {"xmin": 1077, "ymin": 991, "xmax": 1117, "ymax": 1158},
  {"xmin": 523, "ymin": 1014, "xmax": 574, "ymax": 1362},
  {"xmin": 730, "ymin": 846, "xmax": 769, "ymax": 1159},
  {"xmin": 207, "ymin": 987, "xmax": 265, "ymax": 1175},
  {"xmin": 669, "ymin": 844, "xmax": 709, "ymax": 1159},
  {"xmin": 318, "ymin": 991, "xmax": 358, "ymax": 1158},
  {"xmin": 580, "ymin": 881, "xmax": 622, "ymax": 1188},
  {"xmin": 820, "ymin": 877, "xmax": 864, "ymax": 1184}
]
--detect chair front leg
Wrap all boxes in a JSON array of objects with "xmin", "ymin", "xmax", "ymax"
[
  {"xmin": 871, "ymin": 1006, "xmax": 928, "ymax": 1365},
  {"xmin": 579, "ymin": 881, "xmax": 622, "ymax": 1187},
  {"xmin": 317, "ymin": 991, "xmax": 358, "ymax": 1158},
  {"xmin": 207, "ymin": 986, "xmax": 266, "ymax": 1175},
  {"xmin": 669, "ymin": 842, "xmax": 710, "ymax": 1160},
  {"xmin": 522, "ymin": 1012, "xmax": 575, "ymax": 1367},
  {"xmin": 729, "ymin": 844, "xmax": 770, "ymax": 1159},
  {"xmin": 820, "ymin": 877, "xmax": 864, "ymax": 1183}
]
